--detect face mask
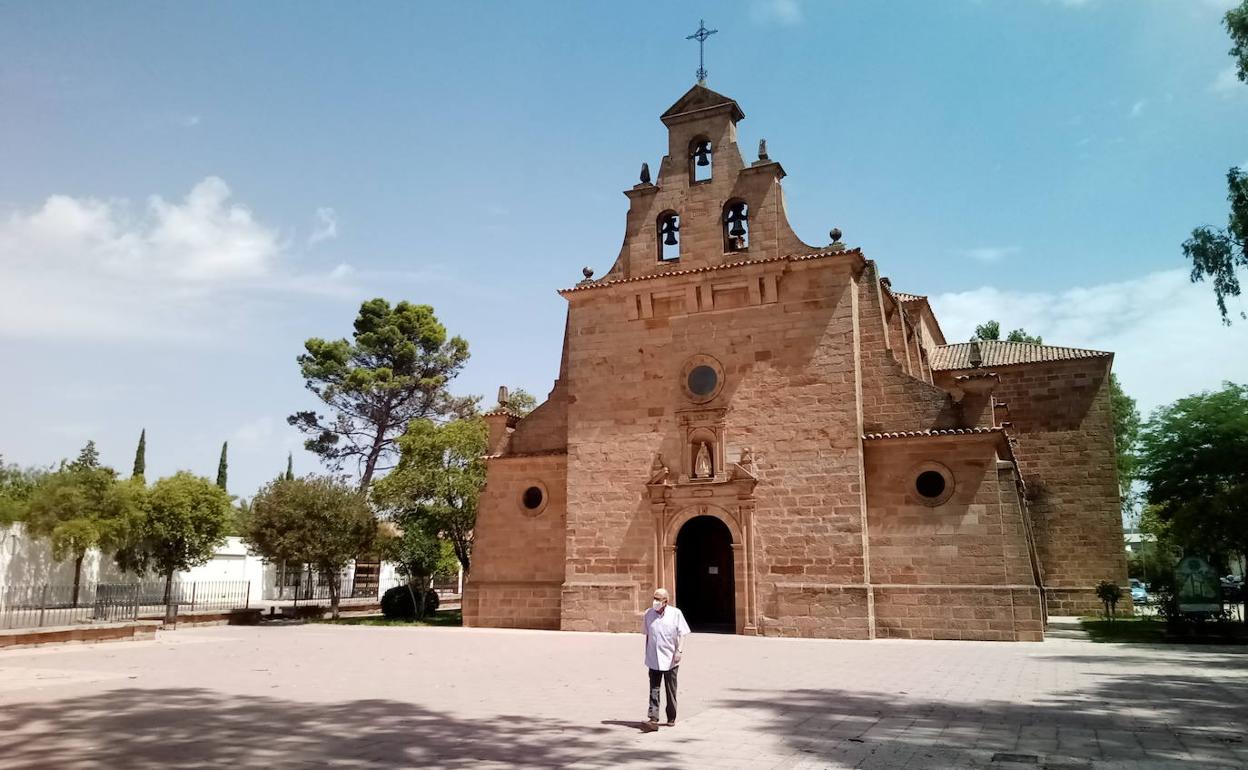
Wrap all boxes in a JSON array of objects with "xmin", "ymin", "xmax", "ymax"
[{"xmin": 652, "ymin": 600, "xmax": 664, "ymax": 611}]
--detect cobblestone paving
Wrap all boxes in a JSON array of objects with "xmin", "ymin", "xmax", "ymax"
[{"xmin": 0, "ymin": 623, "xmax": 1245, "ymax": 769}]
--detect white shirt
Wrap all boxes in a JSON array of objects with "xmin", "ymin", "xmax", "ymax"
[{"xmin": 643, "ymin": 605, "xmax": 691, "ymax": 671}]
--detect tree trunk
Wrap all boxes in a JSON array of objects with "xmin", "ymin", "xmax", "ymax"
[
  {"xmin": 72, "ymin": 551, "xmax": 85, "ymax": 607},
  {"xmin": 163, "ymin": 569, "xmax": 176, "ymax": 625},
  {"xmin": 329, "ymin": 573, "xmax": 340, "ymax": 620},
  {"xmin": 358, "ymin": 404, "xmax": 393, "ymax": 490}
]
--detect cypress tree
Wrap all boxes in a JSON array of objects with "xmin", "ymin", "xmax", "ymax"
[
  {"xmin": 216, "ymin": 441, "xmax": 228, "ymax": 491},
  {"xmin": 132, "ymin": 429, "xmax": 146, "ymax": 481},
  {"xmin": 285, "ymin": 452, "xmax": 294, "ymax": 481}
]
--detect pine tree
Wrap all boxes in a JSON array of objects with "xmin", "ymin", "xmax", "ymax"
[
  {"xmin": 132, "ymin": 429, "xmax": 146, "ymax": 481},
  {"xmin": 71, "ymin": 441, "xmax": 100, "ymax": 470},
  {"xmin": 285, "ymin": 452, "xmax": 294, "ymax": 481},
  {"xmin": 216, "ymin": 441, "xmax": 228, "ymax": 491}
]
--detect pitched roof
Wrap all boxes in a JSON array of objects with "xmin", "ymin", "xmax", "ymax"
[
  {"xmin": 930, "ymin": 340, "xmax": 1111, "ymax": 371},
  {"xmin": 660, "ymin": 83, "xmax": 745, "ymax": 125}
]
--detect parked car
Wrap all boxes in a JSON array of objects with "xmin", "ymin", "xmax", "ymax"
[{"xmin": 1129, "ymin": 579, "xmax": 1149, "ymax": 605}]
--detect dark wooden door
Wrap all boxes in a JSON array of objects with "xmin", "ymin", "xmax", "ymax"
[{"xmin": 675, "ymin": 516, "xmax": 735, "ymax": 632}]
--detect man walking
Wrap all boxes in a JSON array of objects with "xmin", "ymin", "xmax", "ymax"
[{"xmin": 643, "ymin": 587, "xmax": 690, "ymax": 727}]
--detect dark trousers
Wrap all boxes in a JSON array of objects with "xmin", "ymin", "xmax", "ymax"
[{"xmin": 647, "ymin": 666, "xmax": 678, "ymax": 722}]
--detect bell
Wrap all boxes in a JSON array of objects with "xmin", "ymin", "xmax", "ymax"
[
  {"xmin": 664, "ymin": 229, "xmax": 679, "ymax": 246},
  {"xmin": 729, "ymin": 219, "xmax": 746, "ymax": 238},
  {"xmin": 693, "ymin": 142, "xmax": 711, "ymax": 167}
]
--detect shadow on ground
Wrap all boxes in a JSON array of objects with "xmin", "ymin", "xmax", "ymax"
[
  {"xmin": 0, "ymin": 688, "xmax": 652, "ymax": 769},
  {"xmin": 713, "ymin": 654, "xmax": 1248, "ymax": 767}
]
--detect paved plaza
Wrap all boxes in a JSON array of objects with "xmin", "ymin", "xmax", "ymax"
[{"xmin": 0, "ymin": 623, "xmax": 1245, "ymax": 769}]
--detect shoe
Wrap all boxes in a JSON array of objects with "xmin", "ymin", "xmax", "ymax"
[
  {"xmin": 647, "ymin": 717, "xmax": 659, "ymax": 724},
  {"xmin": 665, "ymin": 719, "xmax": 676, "ymax": 726}
]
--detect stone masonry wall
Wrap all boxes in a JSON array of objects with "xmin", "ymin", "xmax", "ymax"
[
  {"xmin": 562, "ymin": 255, "xmax": 872, "ymax": 637},
  {"xmin": 463, "ymin": 454, "xmax": 567, "ymax": 630},
  {"xmin": 935, "ymin": 357, "xmax": 1128, "ymax": 615},
  {"xmin": 863, "ymin": 436, "xmax": 1044, "ymax": 641}
]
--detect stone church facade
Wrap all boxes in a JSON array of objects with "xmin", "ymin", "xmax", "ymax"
[{"xmin": 463, "ymin": 85, "xmax": 1128, "ymax": 641}]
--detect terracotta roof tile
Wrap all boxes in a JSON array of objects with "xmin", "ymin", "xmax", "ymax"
[
  {"xmin": 930, "ymin": 340, "xmax": 1111, "ymax": 371},
  {"xmin": 862, "ymin": 427, "xmax": 1004, "ymax": 440},
  {"xmin": 559, "ymin": 248, "xmax": 862, "ymax": 294},
  {"xmin": 892, "ymin": 292, "xmax": 926, "ymax": 303}
]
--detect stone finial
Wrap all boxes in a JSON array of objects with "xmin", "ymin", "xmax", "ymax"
[
  {"xmin": 640, "ymin": 162, "xmax": 652, "ymax": 184},
  {"xmin": 648, "ymin": 452, "xmax": 669, "ymax": 484},
  {"xmin": 497, "ymin": 385, "xmax": 510, "ymax": 408},
  {"xmin": 968, "ymin": 340, "xmax": 983, "ymax": 369},
  {"xmin": 758, "ymin": 139, "xmax": 768, "ymax": 161},
  {"xmin": 739, "ymin": 447, "xmax": 755, "ymax": 470},
  {"xmin": 582, "ymin": 266, "xmax": 594, "ymax": 280},
  {"xmin": 830, "ymin": 227, "xmax": 842, "ymax": 243}
]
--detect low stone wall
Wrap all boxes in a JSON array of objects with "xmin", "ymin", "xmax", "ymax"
[
  {"xmin": 873, "ymin": 585, "xmax": 1044, "ymax": 642},
  {"xmin": 138, "ymin": 608, "xmax": 265, "ymax": 627},
  {"xmin": 0, "ymin": 620, "xmax": 160, "ymax": 650}
]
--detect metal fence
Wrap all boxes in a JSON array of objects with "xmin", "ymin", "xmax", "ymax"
[{"xmin": 0, "ymin": 580, "xmax": 250, "ymax": 630}]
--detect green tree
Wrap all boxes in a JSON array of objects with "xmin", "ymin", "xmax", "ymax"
[
  {"xmin": 1109, "ymin": 374, "xmax": 1142, "ymax": 517},
  {"xmin": 24, "ymin": 453, "xmax": 141, "ymax": 605},
  {"xmin": 244, "ymin": 476, "xmax": 377, "ymax": 618},
  {"xmin": 970, "ymin": 320, "xmax": 1042, "ymax": 344},
  {"xmin": 285, "ymin": 452, "xmax": 294, "ymax": 481},
  {"xmin": 378, "ymin": 523, "xmax": 442, "ymax": 618},
  {"xmin": 216, "ymin": 441, "xmax": 228, "ymax": 491},
  {"xmin": 373, "ymin": 417, "xmax": 488, "ymax": 572},
  {"xmin": 1137, "ymin": 382, "xmax": 1248, "ymax": 573},
  {"xmin": 1184, "ymin": 2, "xmax": 1248, "ymax": 324},
  {"xmin": 0, "ymin": 457, "xmax": 44, "ymax": 543},
  {"xmin": 132, "ymin": 429, "xmax": 146, "ymax": 482},
  {"xmin": 288, "ymin": 299, "xmax": 472, "ymax": 489},
  {"xmin": 506, "ymin": 387, "xmax": 538, "ymax": 417},
  {"xmin": 73, "ymin": 440, "xmax": 101, "ymax": 470},
  {"xmin": 115, "ymin": 472, "xmax": 232, "ymax": 603},
  {"xmin": 971, "ymin": 320, "xmax": 1000, "ymax": 341}
]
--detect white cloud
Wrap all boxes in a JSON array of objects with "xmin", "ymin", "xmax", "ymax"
[
  {"xmin": 181, "ymin": 115, "xmax": 201, "ymax": 128},
  {"xmin": 1211, "ymin": 66, "xmax": 1243, "ymax": 95},
  {"xmin": 0, "ymin": 177, "xmax": 355, "ymax": 341},
  {"xmin": 930, "ymin": 268, "xmax": 1248, "ymax": 414},
  {"xmin": 1129, "ymin": 99, "xmax": 1147, "ymax": 118},
  {"xmin": 955, "ymin": 246, "xmax": 1020, "ymax": 263},
  {"xmin": 308, "ymin": 206, "xmax": 338, "ymax": 246},
  {"xmin": 751, "ymin": 0, "xmax": 802, "ymax": 25}
]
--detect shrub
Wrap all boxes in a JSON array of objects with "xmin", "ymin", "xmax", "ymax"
[
  {"xmin": 1095, "ymin": 581, "xmax": 1123, "ymax": 621},
  {"xmin": 381, "ymin": 584, "xmax": 440, "ymax": 620}
]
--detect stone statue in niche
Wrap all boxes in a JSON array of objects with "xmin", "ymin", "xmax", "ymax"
[
  {"xmin": 694, "ymin": 442, "xmax": 713, "ymax": 479},
  {"xmin": 649, "ymin": 452, "xmax": 669, "ymax": 484}
]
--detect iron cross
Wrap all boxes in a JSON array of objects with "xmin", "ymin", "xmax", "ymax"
[{"xmin": 686, "ymin": 19, "xmax": 718, "ymax": 85}]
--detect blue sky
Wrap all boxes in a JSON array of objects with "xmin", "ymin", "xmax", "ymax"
[{"xmin": 1, "ymin": 0, "xmax": 1246, "ymax": 497}]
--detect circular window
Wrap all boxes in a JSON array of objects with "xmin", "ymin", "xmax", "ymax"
[
  {"xmin": 522, "ymin": 487, "xmax": 544, "ymax": 509},
  {"xmin": 687, "ymin": 365, "xmax": 718, "ymax": 396},
  {"xmin": 915, "ymin": 471, "xmax": 946, "ymax": 499},
  {"xmin": 680, "ymin": 355, "xmax": 725, "ymax": 403},
  {"xmin": 910, "ymin": 462, "xmax": 954, "ymax": 506},
  {"xmin": 518, "ymin": 482, "xmax": 549, "ymax": 516}
]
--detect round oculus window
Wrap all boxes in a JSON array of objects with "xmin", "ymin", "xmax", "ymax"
[
  {"xmin": 687, "ymin": 365, "xmax": 719, "ymax": 397},
  {"xmin": 915, "ymin": 470, "xmax": 947, "ymax": 500},
  {"xmin": 522, "ymin": 486, "xmax": 545, "ymax": 511}
]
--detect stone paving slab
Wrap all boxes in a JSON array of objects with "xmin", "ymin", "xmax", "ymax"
[{"xmin": 0, "ymin": 624, "xmax": 1244, "ymax": 768}]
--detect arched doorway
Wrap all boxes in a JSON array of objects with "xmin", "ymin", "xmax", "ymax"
[{"xmin": 675, "ymin": 515, "xmax": 735, "ymax": 633}]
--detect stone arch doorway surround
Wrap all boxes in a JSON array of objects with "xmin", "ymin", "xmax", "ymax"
[
  {"xmin": 658, "ymin": 503, "xmax": 754, "ymax": 635},
  {"xmin": 675, "ymin": 515, "xmax": 736, "ymax": 632}
]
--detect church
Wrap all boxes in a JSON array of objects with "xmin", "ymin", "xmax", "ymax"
[{"xmin": 462, "ymin": 82, "xmax": 1128, "ymax": 641}]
